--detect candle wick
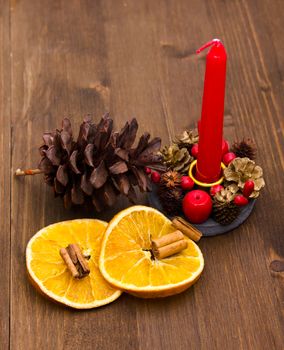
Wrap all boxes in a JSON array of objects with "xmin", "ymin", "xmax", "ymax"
[{"xmin": 196, "ymin": 39, "xmax": 221, "ymax": 54}]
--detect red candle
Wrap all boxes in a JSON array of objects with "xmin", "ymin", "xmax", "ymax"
[{"xmin": 196, "ymin": 39, "xmax": 227, "ymax": 183}]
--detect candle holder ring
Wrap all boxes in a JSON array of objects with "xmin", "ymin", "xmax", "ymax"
[{"xmin": 188, "ymin": 160, "xmax": 226, "ymax": 187}]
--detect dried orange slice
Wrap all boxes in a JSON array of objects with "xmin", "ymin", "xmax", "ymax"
[
  {"xmin": 26, "ymin": 219, "xmax": 121, "ymax": 309},
  {"xmin": 99, "ymin": 206, "xmax": 204, "ymax": 298}
]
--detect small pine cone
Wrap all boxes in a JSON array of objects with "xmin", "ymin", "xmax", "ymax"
[
  {"xmin": 213, "ymin": 184, "xmax": 240, "ymax": 225},
  {"xmin": 215, "ymin": 184, "xmax": 239, "ymax": 203},
  {"xmin": 160, "ymin": 170, "xmax": 181, "ymax": 190},
  {"xmin": 231, "ymin": 138, "xmax": 256, "ymax": 160},
  {"xmin": 161, "ymin": 144, "xmax": 193, "ymax": 174},
  {"xmin": 158, "ymin": 186, "xmax": 183, "ymax": 216},
  {"xmin": 213, "ymin": 201, "xmax": 240, "ymax": 225},
  {"xmin": 174, "ymin": 129, "xmax": 199, "ymax": 151}
]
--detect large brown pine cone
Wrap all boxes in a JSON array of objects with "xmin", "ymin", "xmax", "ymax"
[{"xmin": 38, "ymin": 114, "xmax": 164, "ymax": 211}]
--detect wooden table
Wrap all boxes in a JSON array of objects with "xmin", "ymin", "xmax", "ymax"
[{"xmin": 1, "ymin": 1, "xmax": 283, "ymax": 349}]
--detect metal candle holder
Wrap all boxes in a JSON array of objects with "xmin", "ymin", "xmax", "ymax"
[
  {"xmin": 188, "ymin": 160, "xmax": 226, "ymax": 187},
  {"xmin": 148, "ymin": 160, "xmax": 256, "ymax": 237}
]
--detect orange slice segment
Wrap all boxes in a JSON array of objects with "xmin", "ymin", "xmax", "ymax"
[
  {"xmin": 26, "ymin": 219, "xmax": 121, "ymax": 309},
  {"xmin": 99, "ymin": 206, "xmax": 204, "ymax": 298}
]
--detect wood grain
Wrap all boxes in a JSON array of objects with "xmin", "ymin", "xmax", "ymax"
[
  {"xmin": 0, "ymin": 0, "xmax": 10, "ymax": 348},
  {"xmin": 0, "ymin": 0, "xmax": 282, "ymax": 349}
]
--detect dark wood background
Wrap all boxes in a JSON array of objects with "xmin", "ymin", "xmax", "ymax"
[{"xmin": 0, "ymin": 0, "xmax": 283, "ymax": 349}]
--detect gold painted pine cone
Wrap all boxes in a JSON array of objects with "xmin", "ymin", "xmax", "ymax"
[
  {"xmin": 214, "ymin": 184, "xmax": 239, "ymax": 203},
  {"xmin": 173, "ymin": 129, "xmax": 199, "ymax": 151},
  {"xmin": 223, "ymin": 158, "xmax": 265, "ymax": 198},
  {"xmin": 161, "ymin": 144, "xmax": 193, "ymax": 174}
]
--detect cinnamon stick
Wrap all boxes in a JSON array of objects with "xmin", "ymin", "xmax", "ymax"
[
  {"xmin": 15, "ymin": 168, "xmax": 43, "ymax": 176},
  {"xmin": 154, "ymin": 240, "xmax": 188, "ymax": 259},
  {"xmin": 172, "ymin": 216, "xmax": 202, "ymax": 242},
  {"xmin": 60, "ymin": 247, "xmax": 79, "ymax": 278},
  {"xmin": 151, "ymin": 231, "xmax": 188, "ymax": 259},
  {"xmin": 152, "ymin": 230, "xmax": 184, "ymax": 250},
  {"xmin": 68, "ymin": 244, "xmax": 90, "ymax": 275},
  {"xmin": 60, "ymin": 243, "xmax": 90, "ymax": 279}
]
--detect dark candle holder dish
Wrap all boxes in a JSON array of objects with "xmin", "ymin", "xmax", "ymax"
[{"xmin": 148, "ymin": 185, "xmax": 256, "ymax": 237}]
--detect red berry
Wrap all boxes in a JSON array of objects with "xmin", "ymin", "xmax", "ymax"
[
  {"xmin": 223, "ymin": 152, "xmax": 236, "ymax": 166},
  {"xmin": 144, "ymin": 167, "xmax": 152, "ymax": 175},
  {"xmin": 151, "ymin": 171, "xmax": 161, "ymax": 183},
  {"xmin": 222, "ymin": 140, "xmax": 230, "ymax": 156},
  {"xmin": 210, "ymin": 184, "xmax": 224, "ymax": 196},
  {"xmin": 191, "ymin": 144, "xmax": 199, "ymax": 158},
  {"xmin": 234, "ymin": 195, "xmax": 249, "ymax": 207},
  {"xmin": 243, "ymin": 180, "xmax": 254, "ymax": 198},
  {"xmin": 181, "ymin": 176, "xmax": 194, "ymax": 190}
]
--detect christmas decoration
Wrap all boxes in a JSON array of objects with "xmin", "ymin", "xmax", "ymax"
[
  {"xmin": 26, "ymin": 219, "xmax": 122, "ymax": 309},
  {"xmin": 16, "ymin": 115, "xmax": 164, "ymax": 211},
  {"xmin": 161, "ymin": 144, "xmax": 193, "ymax": 174},
  {"xmin": 151, "ymin": 171, "xmax": 161, "ymax": 184},
  {"xmin": 151, "ymin": 231, "xmax": 188, "ymax": 259},
  {"xmin": 150, "ymin": 124, "xmax": 265, "ymax": 231},
  {"xmin": 18, "ymin": 36, "xmax": 270, "ymax": 313},
  {"xmin": 157, "ymin": 171, "xmax": 183, "ymax": 215},
  {"xmin": 180, "ymin": 176, "xmax": 194, "ymax": 190},
  {"xmin": 182, "ymin": 190, "xmax": 212, "ymax": 224},
  {"xmin": 195, "ymin": 39, "xmax": 226, "ymax": 184},
  {"xmin": 144, "ymin": 167, "xmax": 152, "ymax": 174},
  {"xmin": 243, "ymin": 180, "xmax": 254, "ymax": 198},
  {"xmin": 222, "ymin": 140, "xmax": 230, "ymax": 156},
  {"xmin": 27, "ymin": 207, "xmax": 205, "ymax": 304},
  {"xmin": 191, "ymin": 144, "xmax": 199, "ymax": 158},
  {"xmin": 60, "ymin": 243, "xmax": 90, "ymax": 279},
  {"xmin": 147, "ymin": 40, "xmax": 265, "ymax": 234},
  {"xmin": 213, "ymin": 184, "xmax": 240, "ymax": 225},
  {"xmin": 16, "ymin": 39, "xmax": 265, "ymax": 234},
  {"xmin": 157, "ymin": 186, "xmax": 183, "ymax": 216},
  {"xmin": 210, "ymin": 184, "xmax": 224, "ymax": 196},
  {"xmin": 100, "ymin": 205, "xmax": 204, "ymax": 298},
  {"xmin": 231, "ymin": 138, "xmax": 256, "ymax": 160},
  {"xmin": 159, "ymin": 170, "xmax": 181, "ymax": 189},
  {"xmin": 222, "ymin": 152, "xmax": 236, "ymax": 166},
  {"xmin": 234, "ymin": 195, "xmax": 249, "ymax": 206},
  {"xmin": 224, "ymin": 158, "xmax": 265, "ymax": 198},
  {"xmin": 172, "ymin": 216, "xmax": 202, "ymax": 242},
  {"xmin": 173, "ymin": 129, "xmax": 199, "ymax": 151}
]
